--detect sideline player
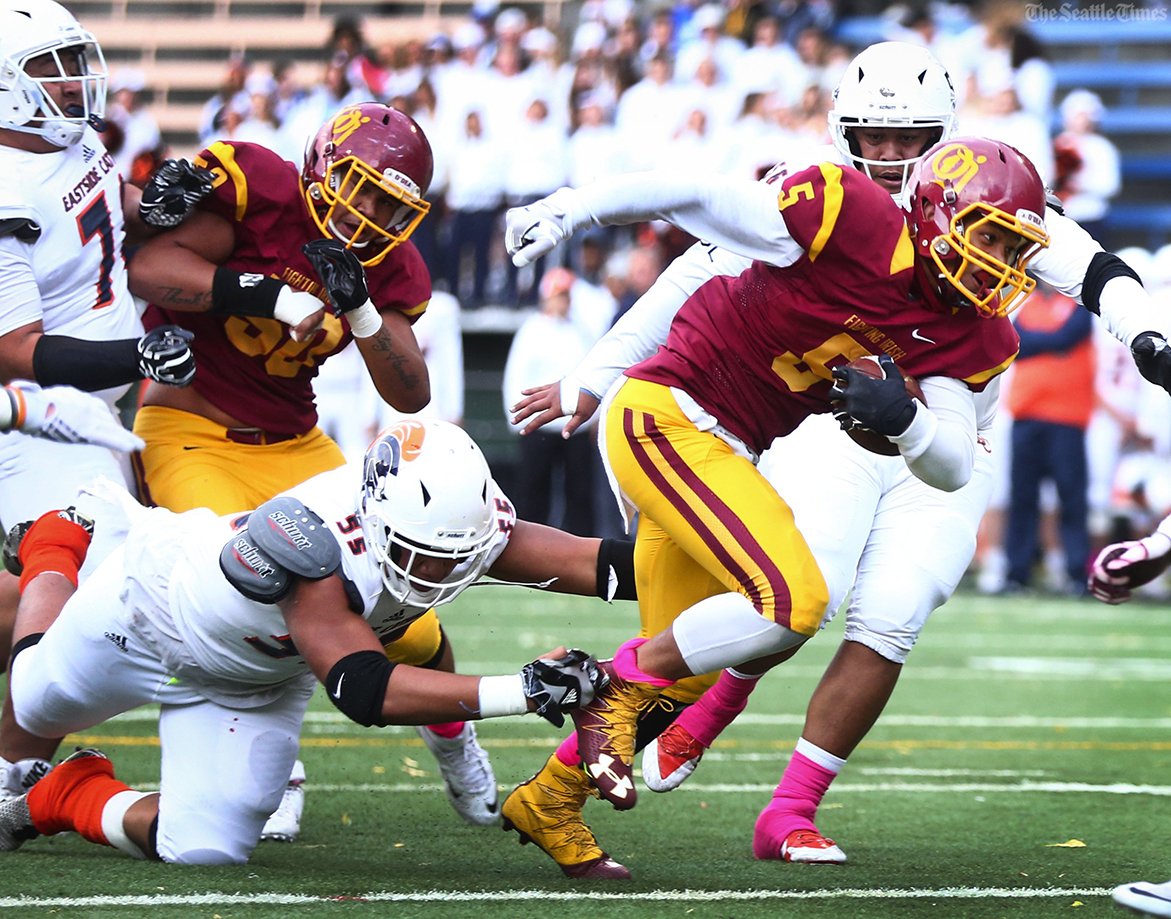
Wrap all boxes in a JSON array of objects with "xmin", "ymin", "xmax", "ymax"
[
  {"xmin": 0, "ymin": 0, "xmax": 201, "ymax": 797},
  {"xmin": 501, "ymin": 42, "xmax": 1171, "ymax": 877},
  {"xmin": 0, "ymin": 420, "xmax": 610, "ymax": 864}
]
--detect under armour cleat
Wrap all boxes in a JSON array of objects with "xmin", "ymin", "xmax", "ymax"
[
  {"xmin": 418, "ymin": 723, "xmax": 500, "ymax": 827},
  {"xmin": 642, "ymin": 722, "xmax": 705, "ymax": 792},
  {"xmin": 502, "ymin": 754, "xmax": 630, "ymax": 880},
  {"xmin": 754, "ymin": 827, "xmax": 848, "ymax": 864},
  {"xmin": 1114, "ymin": 880, "xmax": 1171, "ymax": 917},
  {"xmin": 571, "ymin": 660, "xmax": 662, "ymax": 810},
  {"xmin": 260, "ymin": 759, "xmax": 305, "ymax": 842}
]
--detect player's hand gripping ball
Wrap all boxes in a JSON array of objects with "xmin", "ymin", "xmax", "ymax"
[{"xmin": 831, "ymin": 355, "xmax": 926, "ymax": 456}]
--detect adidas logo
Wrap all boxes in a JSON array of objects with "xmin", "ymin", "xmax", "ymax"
[
  {"xmin": 104, "ymin": 631, "xmax": 129, "ymax": 653},
  {"xmin": 82, "ymin": 144, "xmax": 95, "ymax": 162}
]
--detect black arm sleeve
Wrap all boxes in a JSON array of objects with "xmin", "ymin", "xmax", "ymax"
[
  {"xmin": 31, "ymin": 335, "xmax": 141, "ymax": 390},
  {"xmin": 596, "ymin": 537, "xmax": 637, "ymax": 601},
  {"xmin": 1081, "ymin": 251, "xmax": 1144, "ymax": 316}
]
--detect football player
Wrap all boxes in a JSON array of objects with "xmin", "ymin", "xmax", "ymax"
[
  {"xmin": 499, "ymin": 42, "xmax": 1171, "ymax": 878},
  {"xmin": 122, "ymin": 102, "xmax": 496, "ymax": 840},
  {"xmin": 0, "ymin": 419, "xmax": 613, "ymax": 864},
  {"xmin": 0, "ymin": 0, "xmax": 203, "ymax": 796}
]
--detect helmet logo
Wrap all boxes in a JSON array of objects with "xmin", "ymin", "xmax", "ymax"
[
  {"xmin": 386, "ymin": 420, "xmax": 426, "ymax": 462},
  {"xmin": 878, "ymin": 87, "xmax": 895, "ymax": 97},
  {"xmin": 931, "ymin": 143, "xmax": 987, "ymax": 195},
  {"xmin": 330, "ymin": 107, "xmax": 371, "ymax": 146}
]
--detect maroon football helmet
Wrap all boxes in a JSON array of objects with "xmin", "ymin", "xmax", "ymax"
[
  {"xmin": 302, "ymin": 103, "xmax": 433, "ymax": 267},
  {"xmin": 905, "ymin": 137, "xmax": 1049, "ymax": 317}
]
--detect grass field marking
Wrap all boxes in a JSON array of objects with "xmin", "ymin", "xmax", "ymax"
[
  {"xmin": 0, "ymin": 887, "xmax": 1115, "ymax": 908},
  {"xmin": 102, "ymin": 709, "xmax": 1171, "ymax": 730}
]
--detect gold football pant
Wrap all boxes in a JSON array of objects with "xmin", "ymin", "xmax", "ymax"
[{"xmin": 604, "ymin": 377, "xmax": 828, "ymax": 702}]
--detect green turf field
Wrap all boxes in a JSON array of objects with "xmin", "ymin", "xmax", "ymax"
[{"xmin": 2, "ymin": 585, "xmax": 1169, "ymax": 918}]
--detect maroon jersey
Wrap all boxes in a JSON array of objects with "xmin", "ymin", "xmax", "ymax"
[
  {"xmin": 144, "ymin": 142, "xmax": 432, "ymax": 434},
  {"xmin": 630, "ymin": 163, "xmax": 1019, "ymax": 456}
]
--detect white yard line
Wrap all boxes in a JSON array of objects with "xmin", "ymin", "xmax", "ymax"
[{"xmin": 0, "ymin": 887, "xmax": 1114, "ymax": 908}]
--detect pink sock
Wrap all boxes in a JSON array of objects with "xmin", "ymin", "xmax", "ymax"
[
  {"xmin": 672, "ymin": 670, "xmax": 760, "ymax": 748},
  {"xmin": 426, "ymin": 721, "xmax": 465, "ymax": 739},
  {"xmin": 554, "ymin": 733, "xmax": 581, "ymax": 767},
  {"xmin": 752, "ymin": 750, "xmax": 838, "ymax": 858},
  {"xmin": 611, "ymin": 637, "xmax": 675, "ymax": 688}
]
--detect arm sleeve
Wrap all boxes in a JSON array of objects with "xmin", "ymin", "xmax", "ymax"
[
  {"xmin": 571, "ymin": 242, "xmax": 752, "ymax": 400},
  {"xmin": 573, "ymin": 172, "xmax": 806, "ymax": 267},
  {"xmin": 888, "ymin": 375, "xmax": 980, "ymax": 492}
]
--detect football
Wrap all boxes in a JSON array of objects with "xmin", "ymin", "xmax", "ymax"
[
  {"xmin": 838, "ymin": 356, "xmax": 927, "ymax": 456},
  {"xmin": 1095, "ymin": 544, "xmax": 1171, "ymax": 590}
]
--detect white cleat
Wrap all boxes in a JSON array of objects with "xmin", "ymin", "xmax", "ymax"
[
  {"xmin": 641, "ymin": 723, "xmax": 705, "ymax": 792},
  {"xmin": 780, "ymin": 829, "xmax": 848, "ymax": 865},
  {"xmin": 1114, "ymin": 880, "xmax": 1171, "ymax": 917},
  {"xmin": 0, "ymin": 757, "xmax": 51, "ymax": 802},
  {"xmin": 418, "ymin": 724, "xmax": 500, "ymax": 826},
  {"xmin": 0, "ymin": 793, "xmax": 35, "ymax": 852},
  {"xmin": 260, "ymin": 759, "xmax": 306, "ymax": 842}
]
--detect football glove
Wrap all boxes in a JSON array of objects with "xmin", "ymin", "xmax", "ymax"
[
  {"xmin": 505, "ymin": 187, "xmax": 588, "ymax": 268},
  {"xmin": 302, "ymin": 239, "xmax": 370, "ymax": 315},
  {"xmin": 138, "ymin": 325, "xmax": 196, "ymax": 387},
  {"xmin": 1130, "ymin": 331, "xmax": 1171, "ymax": 395},
  {"xmin": 830, "ymin": 354, "xmax": 917, "ymax": 437},
  {"xmin": 6, "ymin": 383, "xmax": 144, "ymax": 452},
  {"xmin": 1088, "ymin": 531, "xmax": 1171, "ymax": 604},
  {"xmin": 520, "ymin": 648, "xmax": 610, "ymax": 728},
  {"xmin": 138, "ymin": 158, "xmax": 215, "ymax": 229}
]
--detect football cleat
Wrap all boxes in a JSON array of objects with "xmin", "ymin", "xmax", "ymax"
[
  {"xmin": 418, "ymin": 723, "xmax": 500, "ymax": 826},
  {"xmin": 756, "ymin": 827, "xmax": 848, "ymax": 865},
  {"xmin": 571, "ymin": 660, "xmax": 662, "ymax": 810},
  {"xmin": 260, "ymin": 759, "xmax": 306, "ymax": 842},
  {"xmin": 502, "ymin": 754, "xmax": 630, "ymax": 880},
  {"xmin": 641, "ymin": 722, "xmax": 705, "ymax": 792},
  {"xmin": 2, "ymin": 507, "xmax": 94, "ymax": 578},
  {"xmin": 1114, "ymin": 880, "xmax": 1171, "ymax": 917},
  {"xmin": 0, "ymin": 757, "xmax": 51, "ymax": 802},
  {"xmin": 0, "ymin": 748, "xmax": 107, "ymax": 852}
]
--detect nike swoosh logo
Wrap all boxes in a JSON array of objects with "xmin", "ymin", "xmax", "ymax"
[
  {"xmin": 333, "ymin": 673, "xmax": 345, "ymax": 698},
  {"xmin": 911, "ymin": 329, "xmax": 936, "ymax": 344}
]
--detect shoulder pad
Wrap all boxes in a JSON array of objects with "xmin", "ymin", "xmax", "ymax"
[
  {"xmin": 0, "ymin": 218, "xmax": 41, "ymax": 242},
  {"xmin": 1044, "ymin": 189, "xmax": 1065, "ymax": 216},
  {"xmin": 218, "ymin": 498, "xmax": 341, "ymax": 603},
  {"xmin": 249, "ymin": 496, "xmax": 341, "ymax": 580}
]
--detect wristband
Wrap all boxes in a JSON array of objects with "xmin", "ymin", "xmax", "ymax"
[
  {"xmin": 346, "ymin": 300, "xmax": 383, "ymax": 339},
  {"xmin": 477, "ymin": 674, "xmax": 529, "ymax": 718},
  {"xmin": 210, "ymin": 268, "xmax": 284, "ymax": 317}
]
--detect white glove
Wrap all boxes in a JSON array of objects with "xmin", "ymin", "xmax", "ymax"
[
  {"xmin": 8, "ymin": 384, "xmax": 144, "ymax": 452},
  {"xmin": 505, "ymin": 187, "xmax": 588, "ymax": 268},
  {"xmin": 1088, "ymin": 531, "xmax": 1171, "ymax": 604}
]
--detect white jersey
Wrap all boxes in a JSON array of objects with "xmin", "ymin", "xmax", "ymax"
[
  {"xmin": 117, "ymin": 463, "xmax": 515, "ymax": 703},
  {"xmin": 0, "ymin": 128, "xmax": 142, "ymax": 403}
]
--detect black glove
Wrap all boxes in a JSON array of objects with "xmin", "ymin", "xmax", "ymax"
[
  {"xmin": 1131, "ymin": 331, "xmax": 1171, "ymax": 395},
  {"xmin": 829, "ymin": 353, "xmax": 917, "ymax": 437},
  {"xmin": 138, "ymin": 159, "xmax": 215, "ymax": 229},
  {"xmin": 520, "ymin": 648, "xmax": 610, "ymax": 728},
  {"xmin": 138, "ymin": 325, "xmax": 195, "ymax": 386},
  {"xmin": 302, "ymin": 238, "xmax": 370, "ymax": 315}
]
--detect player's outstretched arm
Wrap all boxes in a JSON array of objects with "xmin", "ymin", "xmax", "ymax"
[{"xmin": 283, "ymin": 576, "xmax": 607, "ymax": 727}]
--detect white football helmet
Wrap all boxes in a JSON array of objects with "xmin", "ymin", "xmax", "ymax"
[
  {"xmin": 360, "ymin": 419, "xmax": 497, "ymax": 609},
  {"xmin": 829, "ymin": 41, "xmax": 957, "ymax": 200},
  {"xmin": 0, "ymin": 0, "xmax": 107, "ymax": 148}
]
